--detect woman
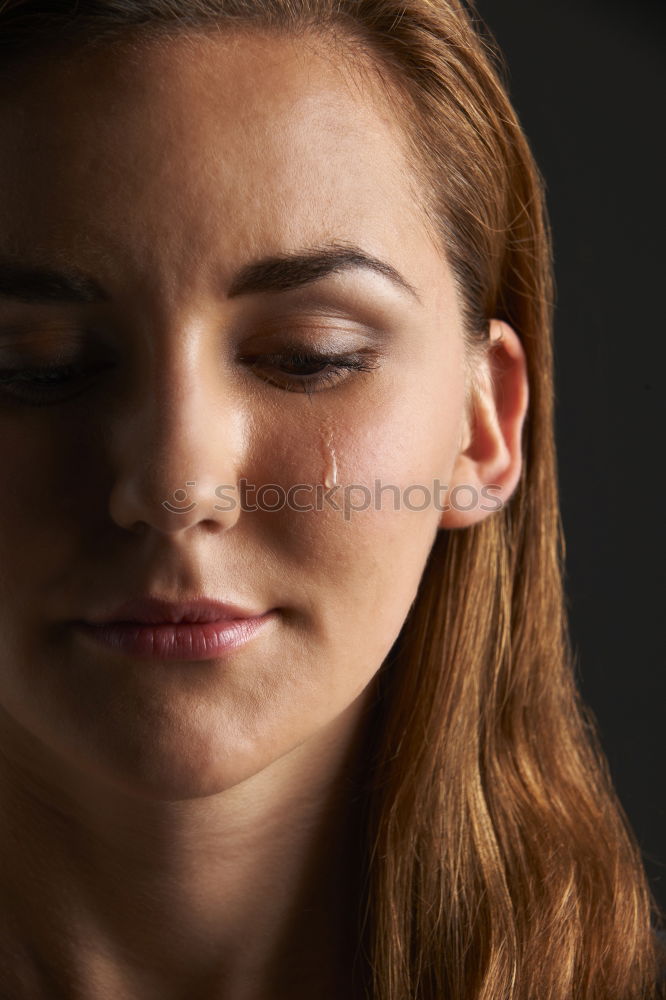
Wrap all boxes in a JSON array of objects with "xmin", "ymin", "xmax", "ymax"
[{"xmin": 0, "ymin": 0, "xmax": 662, "ymax": 997}]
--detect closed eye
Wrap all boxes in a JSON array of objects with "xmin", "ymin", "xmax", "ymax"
[{"xmin": 239, "ymin": 348, "xmax": 381, "ymax": 395}]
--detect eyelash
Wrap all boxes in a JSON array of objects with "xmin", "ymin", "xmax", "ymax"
[
  {"xmin": 240, "ymin": 349, "xmax": 380, "ymax": 395},
  {"xmin": 0, "ymin": 348, "xmax": 380, "ymax": 406}
]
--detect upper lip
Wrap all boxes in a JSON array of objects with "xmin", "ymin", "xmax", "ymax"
[{"xmin": 82, "ymin": 596, "xmax": 268, "ymax": 626}]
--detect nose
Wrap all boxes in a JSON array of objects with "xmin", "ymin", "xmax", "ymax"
[{"xmin": 107, "ymin": 365, "xmax": 244, "ymax": 537}]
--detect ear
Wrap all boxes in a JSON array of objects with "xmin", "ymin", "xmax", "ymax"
[{"xmin": 439, "ymin": 319, "xmax": 529, "ymax": 529}]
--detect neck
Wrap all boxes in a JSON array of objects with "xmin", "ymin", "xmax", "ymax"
[{"xmin": 0, "ymin": 690, "xmax": 376, "ymax": 1000}]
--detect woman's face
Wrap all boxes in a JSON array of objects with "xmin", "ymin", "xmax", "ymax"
[{"xmin": 0, "ymin": 30, "xmax": 480, "ymax": 799}]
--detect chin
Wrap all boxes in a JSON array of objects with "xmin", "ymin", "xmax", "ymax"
[
  {"xmin": 70, "ymin": 734, "xmax": 278, "ymax": 803},
  {"xmin": 7, "ymin": 693, "xmax": 280, "ymax": 804}
]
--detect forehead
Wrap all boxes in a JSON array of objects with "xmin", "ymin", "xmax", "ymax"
[{"xmin": 0, "ymin": 29, "xmax": 448, "ymax": 306}]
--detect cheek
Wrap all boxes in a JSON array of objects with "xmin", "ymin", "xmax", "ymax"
[
  {"xmin": 0, "ymin": 419, "xmax": 85, "ymax": 583},
  {"xmin": 246, "ymin": 372, "xmax": 464, "ymax": 655},
  {"xmin": 341, "ymin": 385, "xmax": 464, "ymax": 489},
  {"xmin": 259, "ymin": 366, "xmax": 465, "ymax": 534}
]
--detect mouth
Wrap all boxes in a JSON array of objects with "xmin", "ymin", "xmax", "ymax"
[{"xmin": 73, "ymin": 613, "xmax": 277, "ymax": 662}]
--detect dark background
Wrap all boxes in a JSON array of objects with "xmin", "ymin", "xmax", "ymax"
[{"xmin": 472, "ymin": 0, "xmax": 665, "ymax": 917}]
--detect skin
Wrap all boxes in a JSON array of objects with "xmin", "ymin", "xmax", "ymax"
[{"xmin": 0, "ymin": 28, "xmax": 528, "ymax": 1000}]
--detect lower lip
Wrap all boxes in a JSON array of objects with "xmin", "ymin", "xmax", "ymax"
[{"xmin": 73, "ymin": 613, "xmax": 276, "ymax": 661}]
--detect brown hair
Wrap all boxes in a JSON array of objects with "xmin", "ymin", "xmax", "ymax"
[{"xmin": 1, "ymin": 1, "xmax": 663, "ymax": 997}]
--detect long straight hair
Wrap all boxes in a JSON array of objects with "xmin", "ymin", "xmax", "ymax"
[{"xmin": 1, "ymin": 1, "xmax": 663, "ymax": 997}]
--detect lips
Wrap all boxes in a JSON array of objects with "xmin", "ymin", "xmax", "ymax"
[
  {"xmin": 84, "ymin": 596, "xmax": 267, "ymax": 626},
  {"xmin": 73, "ymin": 596, "xmax": 276, "ymax": 661}
]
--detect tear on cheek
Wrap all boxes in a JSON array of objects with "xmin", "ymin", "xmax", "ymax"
[{"xmin": 319, "ymin": 416, "xmax": 338, "ymax": 488}]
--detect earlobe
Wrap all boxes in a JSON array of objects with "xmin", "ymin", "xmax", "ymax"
[{"xmin": 439, "ymin": 320, "xmax": 529, "ymax": 529}]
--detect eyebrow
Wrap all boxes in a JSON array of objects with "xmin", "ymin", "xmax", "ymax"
[
  {"xmin": 0, "ymin": 261, "xmax": 109, "ymax": 305},
  {"xmin": 0, "ymin": 242, "xmax": 421, "ymax": 306},
  {"xmin": 227, "ymin": 243, "xmax": 422, "ymax": 303}
]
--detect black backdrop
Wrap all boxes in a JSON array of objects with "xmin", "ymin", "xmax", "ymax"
[{"xmin": 473, "ymin": 0, "xmax": 666, "ymax": 917}]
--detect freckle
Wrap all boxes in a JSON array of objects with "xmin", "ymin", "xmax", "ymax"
[{"xmin": 319, "ymin": 418, "xmax": 338, "ymax": 489}]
